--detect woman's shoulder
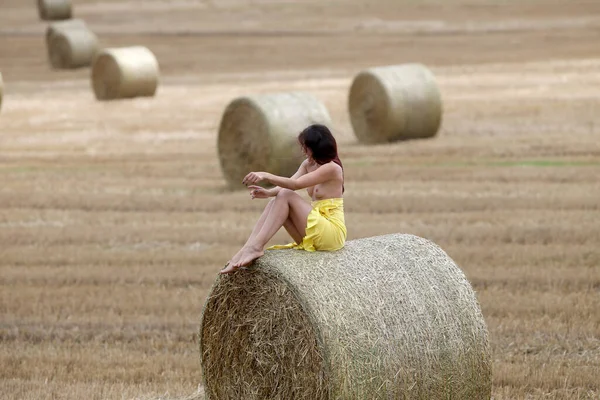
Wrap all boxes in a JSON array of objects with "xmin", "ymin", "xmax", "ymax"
[
  {"xmin": 308, "ymin": 160, "xmax": 342, "ymax": 177},
  {"xmin": 324, "ymin": 161, "xmax": 343, "ymax": 174},
  {"xmin": 314, "ymin": 161, "xmax": 342, "ymax": 181}
]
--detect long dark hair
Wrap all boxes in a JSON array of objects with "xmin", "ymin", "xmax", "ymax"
[{"xmin": 298, "ymin": 124, "xmax": 344, "ymax": 191}]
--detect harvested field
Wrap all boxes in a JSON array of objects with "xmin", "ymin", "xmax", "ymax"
[{"xmin": 0, "ymin": 0, "xmax": 599, "ymax": 399}]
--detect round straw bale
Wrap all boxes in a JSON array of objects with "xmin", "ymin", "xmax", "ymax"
[
  {"xmin": 200, "ymin": 233, "xmax": 491, "ymax": 399},
  {"xmin": 38, "ymin": 0, "xmax": 72, "ymax": 21},
  {"xmin": 348, "ymin": 63, "xmax": 442, "ymax": 143},
  {"xmin": 91, "ymin": 46, "xmax": 160, "ymax": 101},
  {"xmin": 0, "ymin": 72, "xmax": 3, "ymax": 112},
  {"xmin": 46, "ymin": 18, "xmax": 87, "ymax": 42},
  {"xmin": 217, "ymin": 92, "xmax": 332, "ymax": 188},
  {"xmin": 47, "ymin": 25, "xmax": 98, "ymax": 69}
]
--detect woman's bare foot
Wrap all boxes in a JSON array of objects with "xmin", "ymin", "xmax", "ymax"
[
  {"xmin": 220, "ymin": 261, "xmax": 238, "ymax": 274},
  {"xmin": 231, "ymin": 244, "xmax": 264, "ymax": 268},
  {"xmin": 220, "ymin": 246, "xmax": 247, "ymax": 274}
]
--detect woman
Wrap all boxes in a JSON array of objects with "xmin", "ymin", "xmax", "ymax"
[{"xmin": 221, "ymin": 124, "xmax": 346, "ymax": 274}]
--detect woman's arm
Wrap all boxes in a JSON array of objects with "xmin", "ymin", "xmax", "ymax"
[
  {"xmin": 244, "ymin": 162, "xmax": 338, "ymax": 191},
  {"xmin": 251, "ymin": 160, "xmax": 309, "ymax": 196}
]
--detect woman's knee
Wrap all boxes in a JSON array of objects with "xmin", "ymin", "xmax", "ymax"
[{"xmin": 276, "ymin": 188, "xmax": 295, "ymax": 200}]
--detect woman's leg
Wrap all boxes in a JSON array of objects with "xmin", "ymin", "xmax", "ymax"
[
  {"xmin": 283, "ymin": 218, "xmax": 304, "ymax": 244},
  {"xmin": 225, "ymin": 197, "xmax": 304, "ymax": 268},
  {"xmin": 222, "ymin": 189, "xmax": 311, "ymax": 273},
  {"xmin": 244, "ymin": 200, "xmax": 304, "ymax": 246}
]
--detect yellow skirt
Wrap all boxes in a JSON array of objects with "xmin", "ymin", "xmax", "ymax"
[{"xmin": 268, "ymin": 198, "xmax": 347, "ymax": 252}]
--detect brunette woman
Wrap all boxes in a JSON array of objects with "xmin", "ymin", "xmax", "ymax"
[{"xmin": 221, "ymin": 124, "xmax": 346, "ymax": 274}]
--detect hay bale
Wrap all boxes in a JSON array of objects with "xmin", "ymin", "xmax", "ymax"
[
  {"xmin": 348, "ymin": 63, "xmax": 443, "ymax": 143},
  {"xmin": 46, "ymin": 18, "xmax": 87, "ymax": 42},
  {"xmin": 217, "ymin": 92, "xmax": 332, "ymax": 188},
  {"xmin": 0, "ymin": 72, "xmax": 3, "ymax": 112},
  {"xmin": 38, "ymin": 0, "xmax": 72, "ymax": 21},
  {"xmin": 91, "ymin": 46, "xmax": 160, "ymax": 101},
  {"xmin": 200, "ymin": 233, "xmax": 491, "ymax": 400},
  {"xmin": 47, "ymin": 22, "xmax": 98, "ymax": 69}
]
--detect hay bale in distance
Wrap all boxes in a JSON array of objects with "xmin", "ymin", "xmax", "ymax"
[
  {"xmin": 217, "ymin": 92, "xmax": 332, "ymax": 188},
  {"xmin": 0, "ymin": 72, "xmax": 3, "ymax": 112},
  {"xmin": 348, "ymin": 63, "xmax": 443, "ymax": 143},
  {"xmin": 38, "ymin": 0, "xmax": 72, "ymax": 21},
  {"xmin": 91, "ymin": 46, "xmax": 160, "ymax": 101},
  {"xmin": 47, "ymin": 22, "xmax": 98, "ymax": 69},
  {"xmin": 200, "ymin": 233, "xmax": 491, "ymax": 399},
  {"xmin": 46, "ymin": 18, "xmax": 87, "ymax": 42}
]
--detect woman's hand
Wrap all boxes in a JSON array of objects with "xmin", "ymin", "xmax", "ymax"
[
  {"xmin": 247, "ymin": 185, "xmax": 271, "ymax": 199},
  {"xmin": 242, "ymin": 171, "xmax": 269, "ymax": 186}
]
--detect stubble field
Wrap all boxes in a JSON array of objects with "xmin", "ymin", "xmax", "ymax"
[{"xmin": 1, "ymin": 0, "xmax": 599, "ymax": 399}]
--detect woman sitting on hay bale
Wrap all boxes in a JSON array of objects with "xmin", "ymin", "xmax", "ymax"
[{"xmin": 221, "ymin": 124, "xmax": 346, "ymax": 274}]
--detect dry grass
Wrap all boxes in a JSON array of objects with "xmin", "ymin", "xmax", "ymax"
[{"xmin": 1, "ymin": 0, "xmax": 599, "ymax": 399}]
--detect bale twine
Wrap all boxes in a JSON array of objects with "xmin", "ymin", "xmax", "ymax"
[
  {"xmin": 91, "ymin": 46, "xmax": 159, "ymax": 101},
  {"xmin": 217, "ymin": 92, "xmax": 332, "ymax": 188},
  {"xmin": 38, "ymin": 0, "xmax": 72, "ymax": 21},
  {"xmin": 348, "ymin": 63, "xmax": 443, "ymax": 143},
  {"xmin": 47, "ymin": 22, "xmax": 98, "ymax": 69},
  {"xmin": 200, "ymin": 233, "xmax": 491, "ymax": 400}
]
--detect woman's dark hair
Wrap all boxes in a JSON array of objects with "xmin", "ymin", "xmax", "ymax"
[{"xmin": 298, "ymin": 124, "xmax": 344, "ymax": 191}]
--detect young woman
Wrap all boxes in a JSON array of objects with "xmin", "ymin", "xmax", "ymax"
[{"xmin": 221, "ymin": 124, "xmax": 346, "ymax": 274}]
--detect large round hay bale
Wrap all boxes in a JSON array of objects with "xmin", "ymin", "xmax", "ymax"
[
  {"xmin": 200, "ymin": 233, "xmax": 491, "ymax": 400},
  {"xmin": 38, "ymin": 0, "xmax": 72, "ymax": 21},
  {"xmin": 47, "ymin": 24, "xmax": 98, "ymax": 69},
  {"xmin": 348, "ymin": 63, "xmax": 443, "ymax": 143},
  {"xmin": 217, "ymin": 92, "xmax": 332, "ymax": 188},
  {"xmin": 91, "ymin": 46, "xmax": 159, "ymax": 101}
]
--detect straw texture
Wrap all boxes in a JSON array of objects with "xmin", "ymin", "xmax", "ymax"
[
  {"xmin": 38, "ymin": 0, "xmax": 72, "ymax": 21},
  {"xmin": 200, "ymin": 233, "xmax": 491, "ymax": 400},
  {"xmin": 217, "ymin": 92, "xmax": 332, "ymax": 188},
  {"xmin": 47, "ymin": 22, "xmax": 98, "ymax": 69},
  {"xmin": 91, "ymin": 46, "xmax": 159, "ymax": 101},
  {"xmin": 348, "ymin": 63, "xmax": 443, "ymax": 143}
]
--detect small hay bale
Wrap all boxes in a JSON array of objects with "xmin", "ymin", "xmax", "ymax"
[
  {"xmin": 348, "ymin": 63, "xmax": 443, "ymax": 143},
  {"xmin": 91, "ymin": 46, "xmax": 160, "ymax": 101},
  {"xmin": 46, "ymin": 22, "xmax": 98, "ymax": 69},
  {"xmin": 0, "ymin": 72, "xmax": 3, "ymax": 112},
  {"xmin": 200, "ymin": 233, "xmax": 491, "ymax": 400},
  {"xmin": 46, "ymin": 18, "xmax": 87, "ymax": 42},
  {"xmin": 38, "ymin": 0, "xmax": 72, "ymax": 21},
  {"xmin": 217, "ymin": 92, "xmax": 332, "ymax": 188}
]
